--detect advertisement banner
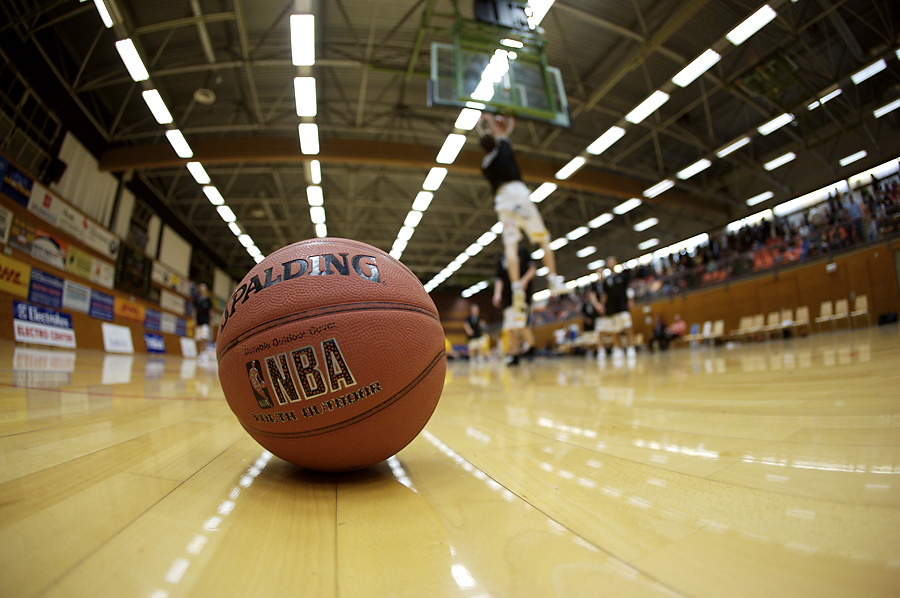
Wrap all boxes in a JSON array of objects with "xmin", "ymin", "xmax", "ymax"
[
  {"xmin": 28, "ymin": 268, "xmax": 64, "ymax": 309},
  {"xmin": 180, "ymin": 337, "xmax": 198, "ymax": 358},
  {"xmin": 8, "ymin": 216, "xmax": 35, "ymax": 253},
  {"xmin": 160, "ymin": 312, "xmax": 177, "ymax": 334},
  {"xmin": 175, "ymin": 317, "xmax": 188, "ymax": 337},
  {"xmin": 27, "ymin": 183, "xmax": 61, "ymax": 227},
  {"xmin": 65, "ymin": 245, "xmax": 93, "ymax": 280},
  {"xmin": 144, "ymin": 307, "xmax": 161, "ymax": 331},
  {"xmin": 62, "ymin": 279, "xmax": 91, "ymax": 313},
  {"xmin": 160, "ymin": 288, "xmax": 186, "ymax": 315},
  {"xmin": 101, "ymin": 322, "xmax": 134, "ymax": 354},
  {"xmin": 0, "ymin": 204, "xmax": 12, "ymax": 244},
  {"xmin": 144, "ymin": 333, "xmax": 166, "ymax": 354},
  {"xmin": 0, "ymin": 253, "xmax": 32, "ymax": 298},
  {"xmin": 13, "ymin": 301, "xmax": 76, "ymax": 348},
  {"xmin": 31, "ymin": 228, "xmax": 68, "ymax": 270},
  {"xmin": 89, "ymin": 289, "xmax": 114, "ymax": 321},
  {"xmin": 2, "ymin": 163, "xmax": 34, "ymax": 207},
  {"xmin": 91, "ymin": 258, "xmax": 115, "ymax": 289},
  {"xmin": 114, "ymin": 296, "xmax": 145, "ymax": 322}
]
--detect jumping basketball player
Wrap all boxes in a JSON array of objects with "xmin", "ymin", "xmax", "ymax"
[{"xmin": 477, "ymin": 113, "xmax": 566, "ymax": 311}]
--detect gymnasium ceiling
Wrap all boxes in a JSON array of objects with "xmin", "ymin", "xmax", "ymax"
[{"xmin": 2, "ymin": 0, "xmax": 899, "ymax": 290}]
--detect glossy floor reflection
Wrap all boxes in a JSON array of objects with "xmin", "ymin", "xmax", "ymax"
[{"xmin": 1, "ymin": 327, "xmax": 899, "ymax": 597}]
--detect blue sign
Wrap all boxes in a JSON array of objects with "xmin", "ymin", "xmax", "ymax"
[
  {"xmin": 175, "ymin": 317, "xmax": 187, "ymax": 337},
  {"xmin": 89, "ymin": 289, "xmax": 114, "ymax": 321},
  {"xmin": 144, "ymin": 333, "xmax": 166, "ymax": 354},
  {"xmin": 28, "ymin": 269, "xmax": 64, "ymax": 309},
  {"xmin": 2, "ymin": 164, "xmax": 34, "ymax": 207},
  {"xmin": 14, "ymin": 300, "xmax": 73, "ymax": 329},
  {"xmin": 144, "ymin": 307, "xmax": 161, "ymax": 331}
]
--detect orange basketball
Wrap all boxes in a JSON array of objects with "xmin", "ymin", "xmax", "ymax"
[{"xmin": 216, "ymin": 238, "xmax": 446, "ymax": 471}]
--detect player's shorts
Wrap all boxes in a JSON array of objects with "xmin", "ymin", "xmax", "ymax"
[
  {"xmin": 195, "ymin": 323, "xmax": 210, "ymax": 341},
  {"xmin": 595, "ymin": 311, "xmax": 632, "ymax": 333},
  {"xmin": 502, "ymin": 306, "xmax": 528, "ymax": 331},
  {"xmin": 467, "ymin": 336, "xmax": 488, "ymax": 353},
  {"xmin": 495, "ymin": 181, "xmax": 549, "ymax": 246}
]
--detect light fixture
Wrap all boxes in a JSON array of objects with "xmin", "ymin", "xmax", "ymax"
[
  {"xmin": 422, "ymin": 168, "xmax": 447, "ymax": 191},
  {"xmin": 637, "ymin": 238, "xmax": 660, "ymax": 250},
  {"xmin": 141, "ymin": 90, "xmax": 173, "ymax": 124},
  {"xmin": 477, "ymin": 231, "xmax": 497, "ymax": 246},
  {"xmin": 309, "ymin": 206, "xmax": 326, "ymax": 224},
  {"xmin": 247, "ymin": 245, "xmax": 262, "ymax": 257},
  {"xmin": 306, "ymin": 185, "xmax": 323, "ymax": 206},
  {"xmin": 676, "ymin": 159, "xmax": 712, "ymax": 180},
  {"xmin": 436, "ymin": 134, "xmax": 466, "ymax": 164},
  {"xmin": 92, "ymin": 0, "xmax": 113, "ymax": 28},
  {"xmin": 114, "ymin": 38, "xmax": 149, "ymax": 82},
  {"xmin": 809, "ymin": 87, "xmax": 843, "ymax": 110},
  {"xmin": 671, "ymin": 49, "xmax": 721, "ymax": 87},
  {"xmin": 633, "ymin": 217, "xmax": 659, "ymax": 232},
  {"xmin": 746, "ymin": 191, "xmax": 774, "ymax": 206},
  {"xmin": 613, "ymin": 198, "xmax": 642, "ymax": 215},
  {"xmin": 716, "ymin": 136, "xmax": 750, "ymax": 158},
  {"xmin": 839, "ymin": 150, "xmax": 867, "ymax": 167},
  {"xmin": 404, "ymin": 210, "xmax": 423, "ymax": 228},
  {"xmin": 725, "ymin": 4, "xmax": 777, "ymax": 46},
  {"xmin": 530, "ymin": 182, "xmax": 557, "ymax": 203},
  {"xmin": 465, "ymin": 243, "xmax": 483, "ymax": 256},
  {"xmin": 217, "ymin": 205, "xmax": 237, "ymax": 223},
  {"xmin": 763, "ymin": 152, "xmax": 796, "ymax": 171},
  {"xmin": 549, "ymin": 238, "xmax": 568, "ymax": 250},
  {"xmin": 491, "ymin": 222, "xmax": 503, "ymax": 234},
  {"xmin": 643, "ymin": 179, "xmax": 674, "ymax": 198},
  {"xmin": 228, "ymin": 222, "xmax": 241, "ymax": 236},
  {"xmin": 165, "ymin": 129, "xmax": 193, "ymax": 158},
  {"xmin": 850, "ymin": 59, "xmax": 887, "ymax": 85},
  {"xmin": 298, "ymin": 123, "xmax": 319, "ymax": 155},
  {"xmin": 202, "ymin": 186, "xmax": 224, "ymax": 206},
  {"xmin": 587, "ymin": 259, "xmax": 606, "ymax": 270},
  {"xmin": 625, "ymin": 90, "xmax": 670, "ymax": 124},
  {"xmin": 412, "ymin": 191, "xmax": 433, "ymax": 211},
  {"xmin": 586, "ymin": 126, "xmax": 626, "ymax": 155},
  {"xmin": 238, "ymin": 234, "xmax": 254, "ymax": 248},
  {"xmin": 253, "ymin": 254, "xmax": 265, "ymax": 263},
  {"xmin": 454, "ymin": 108, "xmax": 482, "ymax": 131},
  {"xmin": 576, "ymin": 246, "xmax": 596, "ymax": 258},
  {"xmin": 391, "ymin": 238, "xmax": 408, "ymax": 254},
  {"xmin": 531, "ymin": 248, "xmax": 544, "ymax": 259},
  {"xmin": 500, "ymin": 38, "xmax": 524, "ymax": 48},
  {"xmin": 555, "ymin": 156, "xmax": 586, "ymax": 180},
  {"xmin": 397, "ymin": 226, "xmax": 414, "ymax": 241},
  {"xmin": 874, "ymin": 98, "xmax": 900, "ymax": 119},
  {"xmin": 588, "ymin": 213, "xmax": 614, "ymax": 227},
  {"xmin": 186, "ymin": 162, "xmax": 210, "ymax": 185},
  {"xmin": 309, "ymin": 160, "xmax": 321, "ymax": 184},
  {"xmin": 294, "ymin": 77, "xmax": 317, "ymax": 117},
  {"xmin": 757, "ymin": 113, "xmax": 795, "ymax": 135},
  {"xmin": 291, "ymin": 14, "xmax": 315, "ymax": 66},
  {"xmin": 566, "ymin": 226, "xmax": 589, "ymax": 240},
  {"xmin": 315, "ymin": 223, "xmax": 327, "ymax": 238}
]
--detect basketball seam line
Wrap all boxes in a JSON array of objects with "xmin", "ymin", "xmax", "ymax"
[
  {"xmin": 217, "ymin": 302, "xmax": 440, "ymax": 358},
  {"xmin": 239, "ymin": 349, "xmax": 445, "ymax": 439}
]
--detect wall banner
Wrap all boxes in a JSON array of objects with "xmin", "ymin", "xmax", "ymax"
[{"xmin": 13, "ymin": 301, "xmax": 76, "ymax": 348}]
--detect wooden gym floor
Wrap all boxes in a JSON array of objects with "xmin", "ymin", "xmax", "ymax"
[{"xmin": 1, "ymin": 326, "xmax": 899, "ymax": 597}]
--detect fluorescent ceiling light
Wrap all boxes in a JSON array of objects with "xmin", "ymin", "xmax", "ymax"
[
  {"xmin": 217, "ymin": 205, "xmax": 236, "ymax": 223},
  {"xmin": 294, "ymin": 77, "xmax": 317, "ymax": 117},
  {"xmin": 291, "ymin": 14, "xmax": 315, "ymax": 66},
  {"xmin": 586, "ymin": 126, "xmax": 626, "ymax": 155},
  {"xmin": 576, "ymin": 246, "xmax": 596, "ymax": 258},
  {"xmin": 397, "ymin": 226, "xmax": 414, "ymax": 241},
  {"xmin": 716, "ymin": 136, "xmax": 750, "ymax": 158},
  {"xmin": 165, "ymin": 129, "xmax": 193, "ymax": 158},
  {"xmin": 238, "ymin": 234, "xmax": 254, "ymax": 248},
  {"xmin": 298, "ymin": 123, "xmax": 319, "ymax": 155},
  {"xmin": 476, "ymin": 231, "xmax": 497, "ymax": 246},
  {"xmin": 839, "ymin": 150, "xmax": 867, "ymax": 167},
  {"xmin": 613, "ymin": 198, "xmax": 642, "ymax": 214},
  {"xmin": 248, "ymin": 245, "xmax": 262, "ymax": 257},
  {"xmin": 141, "ymin": 90, "xmax": 172, "ymax": 124},
  {"xmin": 555, "ymin": 156, "xmax": 586, "ymax": 180},
  {"xmin": 566, "ymin": 226, "xmax": 589, "ymax": 240},
  {"xmin": 633, "ymin": 217, "xmax": 659, "ymax": 232},
  {"xmin": 500, "ymin": 38, "xmax": 524, "ymax": 48},
  {"xmin": 874, "ymin": 98, "xmax": 900, "ymax": 119},
  {"xmin": 412, "ymin": 192, "xmax": 433, "ymax": 211},
  {"xmin": 820, "ymin": 87, "xmax": 842, "ymax": 104},
  {"xmin": 638, "ymin": 238, "xmax": 660, "ymax": 250},
  {"xmin": 454, "ymin": 108, "xmax": 482, "ymax": 131},
  {"xmin": 536, "ymin": 266, "xmax": 549, "ymax": 277},
  {"xmin": 315, "ymin": 223, "xmax": 327, "ymax": 238},
  {"xmin": 114, "ymin": 38, "xmax": 149, "ymax": 82},
  {"xmin": 309, "ymin": 206, "xmax": 326, "ymax": 224},
  {"xmin": 465, "ymin": 243, "xmax": 483, "ymax": 256},
  {"xmin": 422, "ymin": 168, "xmax": 447, "ymax": 191},
  {"xmin": 491, "ymin": 222, "xmax": 503, "ymax": 234},
  {"xmin": 625, "ymin": 90, "xmax": 670, "ymax": 124},
  {"xmin": 202, "ymin": 186, "xmax": 224, "ymax": 205},
  {"xmin": 763, "ymin": 152, "xmax": 796, "ymax": 171},
  {"xmin": 527, "ymin": 0, "xmax": 555, "ymax": 28},
  {"xmin": 392, "ymin": 238, "xmax": 408, "ymax": 254},
  {"xmin": 253, "ymin": 254, "xmax": 265, "ymax": 264},
  {"xmin": 726, "ymin": 4, "xmax": 777, "ymax": 46},
  {"xmin": 532, "ymin": 289, "xmax": 551, "ymax": 302},
  {"xmin": 404, "ymin": 210, "xmax": 423, "ymax": 228},
  {"xmin": 588, "ymin": 213, "xmax": 614, "ymax": 227},
  {"xmin": 746, "ymin": 191, "xmax": 774, "ymax": 206},
  {"xmin": 92, "ymin": 0, "xmax": 113, "ymax": 27},
  {"xmin": 757, "ymin": 112, "xmax": 795, "ymax": 135},
  {"xmin": 676, "ymin": 159, "xmax": 711, "ymax": 180},
  {"xmin": 587, "ymin": 259, "xmax": 606, "ymax": 270},
  {"xmin": 531, "ymin": 248, "xmax": 545, "ymax": 259},
  {"xmin": 436, "ymin": 134, "xmax": 466, "ymax": 164},
  {"xmin": 228, "ymin": 222, "xmax": 241, "ymax": 236},
  {"xmin": 306, "ymin": 185, "xmax": 323, "ymax": 206},
  {"xmin": 643, "ymin": 179, "xmax": 674, "ymax": 198},
  {"xmin": 850, "ymin": 59, "xmax": 887, "ymax": 85},
  {"xmin": 186, "ymin": 162, "xmax": 210, "ymax": 185},
  {"xmin": 309, "ymin": 160, "xmax": 321, "ymax": 184},
  {"xmin": 671, "ymin": 49, "xmax": 721, "ymax": 87},
  {"xmin": 530, "ymin": 182, "xmax": 557, "ymax": 203},
  {"xmin": 548, "ymin": 238, "xmax": 568, "ymax": 250}
]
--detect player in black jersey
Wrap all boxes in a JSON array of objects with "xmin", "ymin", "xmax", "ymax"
[
  {"xmin": 493, "ymin": 243, "xmax": 536, "ymax": 366},
  {"xmin": 477, "ymin": 114, "xmax": 566, "ymax": 310},
  {"xmin": 588, "ymin": 256, "xmax": 636, "ymax": 359},
  {"xmin": 463, "ymin": 303, "xmax": 488, "ymax": 363}
]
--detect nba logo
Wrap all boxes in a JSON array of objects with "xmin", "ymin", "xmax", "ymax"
[{"xmin": 246, "ymin": 360, "xmax": 273, "ymax": 409}]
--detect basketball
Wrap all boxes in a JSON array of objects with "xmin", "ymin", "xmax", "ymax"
[{"xmin": 216, "ymin": 237, "xmax": 446, "ymax": 471}]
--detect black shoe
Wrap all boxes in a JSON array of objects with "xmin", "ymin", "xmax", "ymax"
[
  {"xmin": 523, "ymin": 345, "xmax": 536, "ymax": 360},
  {"xmin": 505, "ymin": 355, "xmax": 520, "ymax": 366}
]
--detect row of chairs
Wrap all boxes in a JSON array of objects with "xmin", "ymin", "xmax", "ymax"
[
  {"xmin": 726, "ymin": 295, "xmax": 870, "ymax": 341},
  {"xmin": 814, "ymin": 296, "xmax": 870, "ymax": 330}
]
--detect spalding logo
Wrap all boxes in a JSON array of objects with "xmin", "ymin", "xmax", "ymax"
[{"xmin": 220, "ymin": 253, "xmax": 380, "ymax": 331}]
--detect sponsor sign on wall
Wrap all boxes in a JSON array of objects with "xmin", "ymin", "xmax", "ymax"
[
  {"xmin": 144, "ymin": 333, "xmax": 166, "ymax": 354},
  {"xmin": 89, "ymin": 289, "xmax": 114, "ymax": 321},
  {"xmin": 65, "ymin": 245, "xmax": 93, "ymax": 279},
  {"xmin": 0, "ymin": 204, "xmax": 12, "ymax": 244},
  {"xmin": 160, "ymin": 312, "xmax": 177, "ymax": 335},
  {"xmin": 180, "ymin": 337, "xmax": 198, "ymax": 358},
  {"xmin": 144, "ymin": 307, "xmax": 161, "ymax": 332},
  {"xmin": 28, "ymin": 268, "xmax": 64, "ymax": 309},
  {"xmin": 159, "ymin": 288, "xmax": 187, "ymax": 316},
  {"xmin": 2, "ymin": 164, "xmax": 33, "ymax": 206},
  {"xmin": 114, "ymin": 296, "xmax": 145, "ymax": 322},
  {"xmin": 91, "ymin": 258, "xmax": 115, "ymax": 289},
  {"xmin": 31, "ymin": 228, "xmax": 68, "ymax": 270},
  {"xmin": 62, "ymin": 279, "xmax": 91, "ymax": 313},
  {"xmin": 13, "ymin": 301, "xmax": 76, "ymax": 348},
  {"xmin": 0, "ymin": 253, "xmax": 31, "ymax": 298},
  {"xmin": 101, "ymin": 322, "xmax": 134, "ymax": 354}
]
